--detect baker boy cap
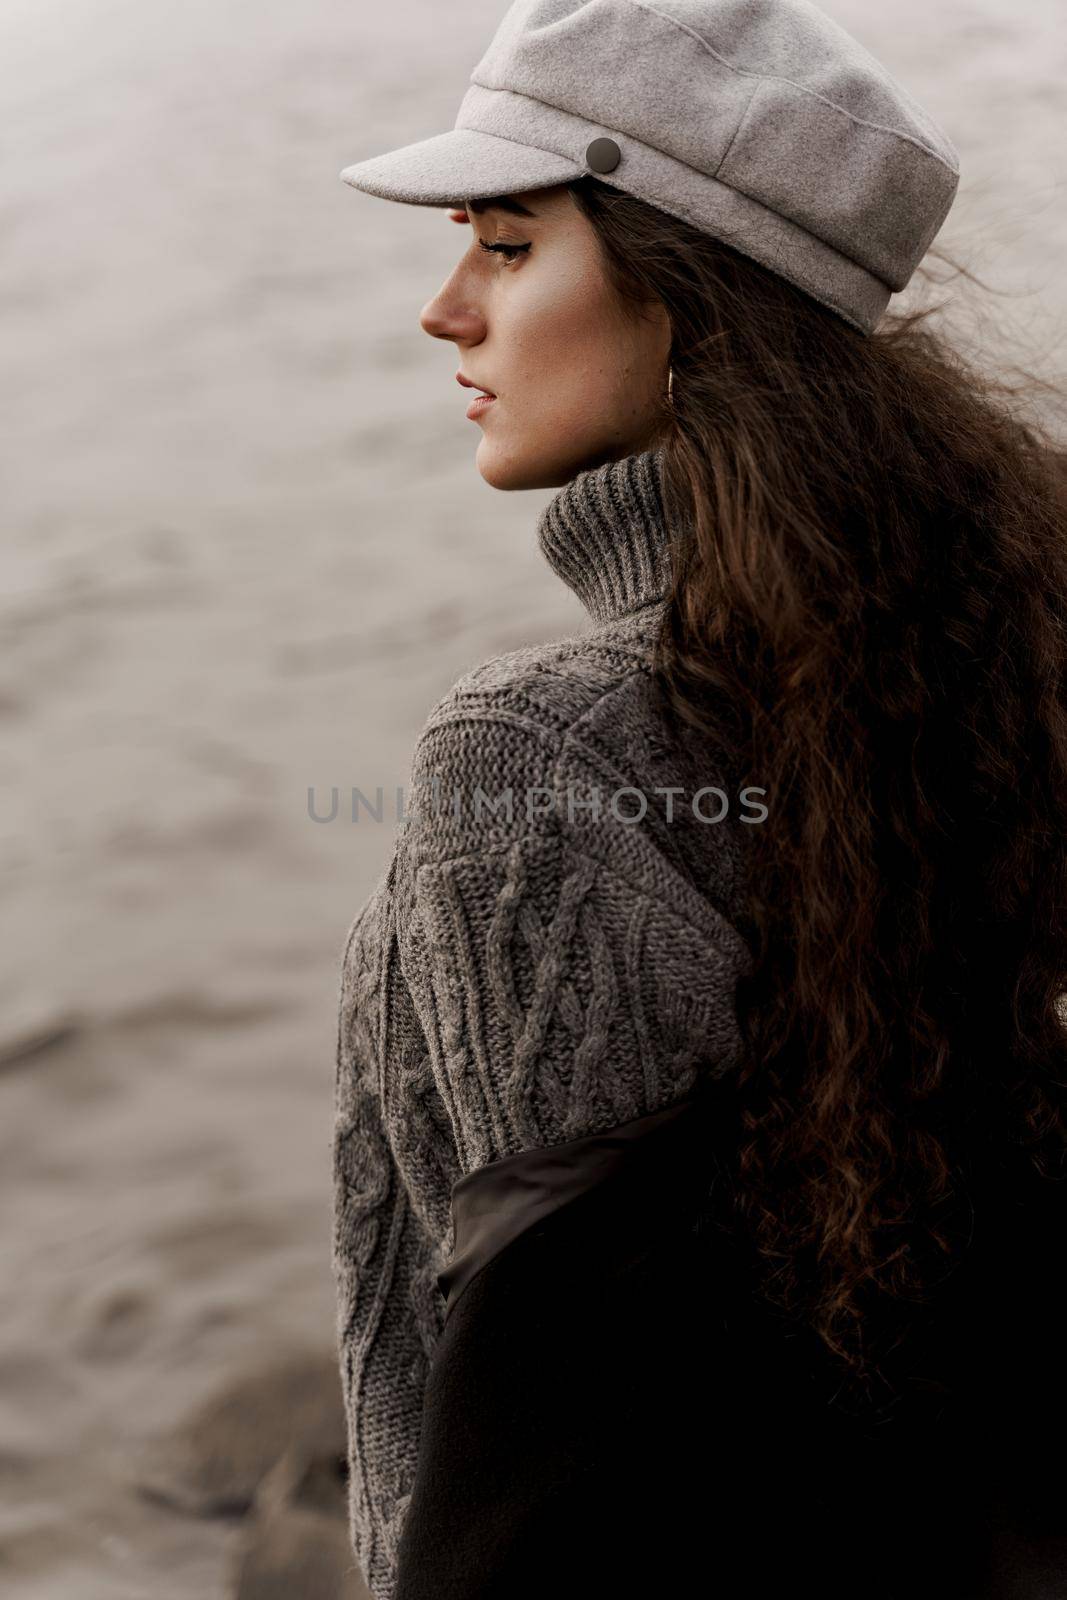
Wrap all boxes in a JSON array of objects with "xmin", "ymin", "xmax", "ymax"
[{"xmin": 340, "ymin": 0, "xmax": 960, "ymax": 336}]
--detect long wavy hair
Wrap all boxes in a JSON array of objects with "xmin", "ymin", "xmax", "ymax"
[{"xmin": 568, "ymin": 173, "xmax": 1067, "ymax": 1408}]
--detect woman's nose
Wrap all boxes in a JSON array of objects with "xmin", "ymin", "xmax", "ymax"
[{"xmin": 419, "ymin": 294, "xmax": 482, "ymax": 343}]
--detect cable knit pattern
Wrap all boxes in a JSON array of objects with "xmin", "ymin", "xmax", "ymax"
[{"xmin": 333, "ymin": 446, "xmax": 755, "ymax": 1600}]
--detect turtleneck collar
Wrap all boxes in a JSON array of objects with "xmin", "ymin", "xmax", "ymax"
[{"xmin": 535, "ymin": 446, "xmax": 676, "ymax": 625}]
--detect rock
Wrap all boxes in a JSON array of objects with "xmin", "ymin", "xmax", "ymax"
[
  {"xmin": 135, "ymin": 1348, "xmax": 347, "ymax": 1518},
  {"xmin": 231, "ymin": 1500, "xmax": 369, "ymax": 1600},
  {"xmin": 230, "ymin": 1449, "xmax": 370, "ymax": 1600}
]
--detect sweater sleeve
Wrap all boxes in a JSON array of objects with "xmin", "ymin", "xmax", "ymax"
[
  {"xmin": 334, "ymin": 658, "xmax": 755, "ymax": 1599},
  {"xmin": 332, "ymin": 860, "xmax": 458, "ymax": 1600},
  {"xmin": 388, "ymin": 673, "xmax": 755, "ymax": 1168}
]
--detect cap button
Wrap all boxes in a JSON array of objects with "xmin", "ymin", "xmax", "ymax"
[{"xmin": 585, "ymin": 137, "xmax": 621, "ymax": 174}]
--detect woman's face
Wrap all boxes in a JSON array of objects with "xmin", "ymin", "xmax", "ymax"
[{"xmin": 419, "ymin": 184, "xmax": 672, "ymax": 490}]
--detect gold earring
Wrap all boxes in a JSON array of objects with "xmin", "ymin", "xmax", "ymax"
[{"xmin": 667, "ymin": 364, "xmax": 674, "ymax": 404}]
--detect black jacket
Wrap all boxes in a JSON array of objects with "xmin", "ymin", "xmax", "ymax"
[{"xmin": 394, "ymin": 1079, "xmax": 1067, "ymax": 1600}]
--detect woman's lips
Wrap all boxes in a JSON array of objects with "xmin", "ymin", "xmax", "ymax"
[{"xmin": 466, "ymin": 393, "xmax": 496, "ymax": 420}]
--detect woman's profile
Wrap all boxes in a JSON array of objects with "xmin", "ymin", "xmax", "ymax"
[{"xmin": 332, "ymin": 3, "xmax": 1067, "ymax": 1597}]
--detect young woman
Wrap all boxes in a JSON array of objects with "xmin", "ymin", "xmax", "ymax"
[{"xmin": 332, "ymin": 3, "xmax": 1067, "ymax": 1597}]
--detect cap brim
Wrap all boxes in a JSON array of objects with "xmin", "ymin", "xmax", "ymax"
[{"xmin": 339, "ymin": 126, "xmax": 584, "ymax": 208}]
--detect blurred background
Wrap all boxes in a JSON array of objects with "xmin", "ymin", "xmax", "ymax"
[{"xmin": 1, "ymin": 0, "xmax": 1064, "ymax": 1595}]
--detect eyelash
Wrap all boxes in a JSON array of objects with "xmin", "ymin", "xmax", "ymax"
[{"xmin": 476, "ymin": 238, "xmax": 530, "ymax": 266}]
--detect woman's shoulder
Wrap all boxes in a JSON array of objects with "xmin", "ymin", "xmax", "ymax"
[
  {"xmin": 395, "ymin": 599, "xmax": 748, "ymax": 937},
  {"xmin": 391, "ymin": 603, "xmax": 674, "ymax": 868},
  {"xmin": 417, "ymin": 601, "xmax": 668, "ymax": 753}
]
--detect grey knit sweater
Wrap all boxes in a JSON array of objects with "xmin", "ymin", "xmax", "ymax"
[{"xmin": 332, "ymin": 446, "xmax": 755, "ymax": 1600}]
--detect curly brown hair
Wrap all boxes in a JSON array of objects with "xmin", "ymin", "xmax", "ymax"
[{"xmin": 569, "ymin": 173, "xmax": 1067, "ymax": 1409}]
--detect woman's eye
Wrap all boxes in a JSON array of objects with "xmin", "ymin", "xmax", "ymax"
[{"xmin": 476, "ymin": 238, "xmax": 530, "ymax": 266}]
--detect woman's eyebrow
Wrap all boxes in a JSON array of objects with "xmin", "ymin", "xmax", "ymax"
[{"xmin": 464, "ymin": 195, "xmax": 538, "ymax": 218}]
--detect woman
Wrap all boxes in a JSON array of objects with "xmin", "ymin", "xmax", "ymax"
[{"xmin": 332, "ymin": 3, "xmax": 1067, "ymax": 1598}]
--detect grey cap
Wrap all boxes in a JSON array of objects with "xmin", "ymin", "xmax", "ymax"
[{"xmin": 340, "ymin": 0, "xmax": 960, "ymax": 336}]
